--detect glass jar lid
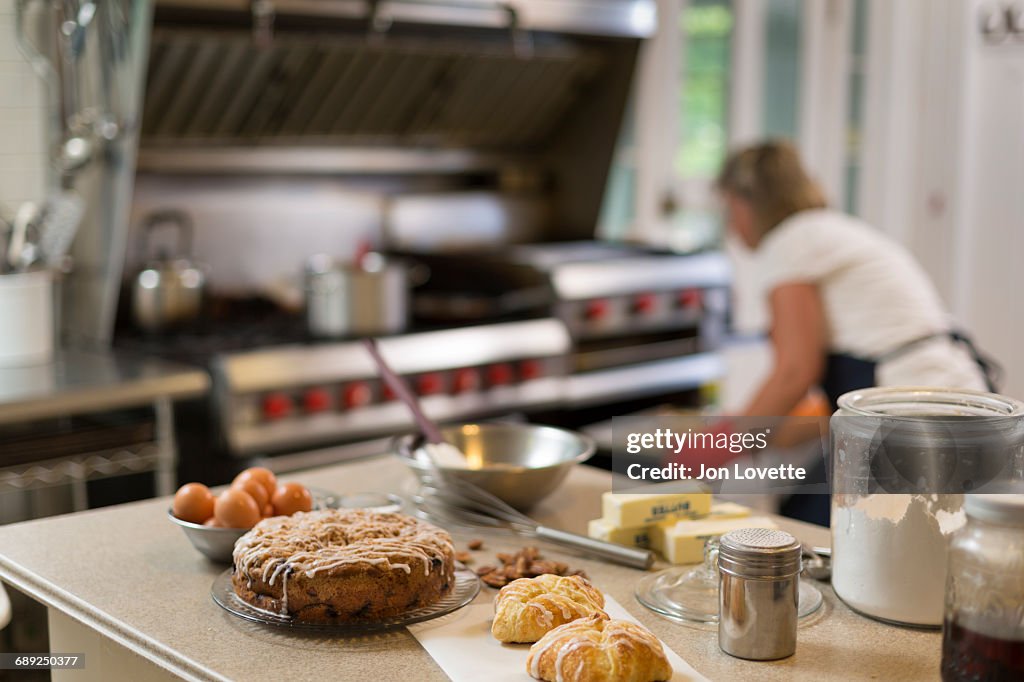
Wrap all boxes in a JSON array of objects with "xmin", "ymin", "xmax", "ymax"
[{"xmin": 837, "ymin": 387, "xmax": 1024, "ymax": 419}]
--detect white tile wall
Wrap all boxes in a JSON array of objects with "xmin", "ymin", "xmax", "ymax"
[{"xmin": 0, "ymin": 0, "xmax": 47, "ymax": 212}]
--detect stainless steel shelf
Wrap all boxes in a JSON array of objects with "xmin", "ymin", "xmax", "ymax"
[{"xmin": 0, "ymin": 350, "xmax": 208, "ymax": 426}]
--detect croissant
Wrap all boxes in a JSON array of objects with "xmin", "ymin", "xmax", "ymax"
[
  {"xmin": 491, "ymin": 574, "xmax": 607, "ymax": 643},
  {"xmin": 527, "ymin": 614, "xmax": 673, "ymax": 682}
]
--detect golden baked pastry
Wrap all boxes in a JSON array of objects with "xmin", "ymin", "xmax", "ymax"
[
  {"xmin": 232, "ymin": 509, "xmax": 455, "ymax": 623},
  {"xmin": 491, "ymin": 574, "xmax": 606, "ymax": 643},
  {"xmin": 527, "ymin": 615, "xmax": 673, "ymax": 682}
]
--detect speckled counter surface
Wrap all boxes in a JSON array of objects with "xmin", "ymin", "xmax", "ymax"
[{"xmin": 0, "ymin": 455, "xmax": 941, "ymax": 681}]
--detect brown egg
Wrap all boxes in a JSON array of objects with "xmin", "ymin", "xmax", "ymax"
[
  {"xmin": 173, "ymin": 483, "xmax": 216, "ymax": 524},
  {"xmin": 233, "ymin": 467, "xmax": 277, "ymax": 499},
  {"xmin": 203, "ymin": 517, "xmax": 223, "ymax": 527},
  {"xmin": 262, "ymin": 504, "xmax": 276, "ymax": 517},
  {"xmin": 214, "ymin": 489, "xmax": 262, "ymax": 529},
  {"xmin": 231, "ymin": 477, "xmax": 269, "ymax": 509},
  {"xmin": 272, "ymin": 482, "xmax": 313, "ymax": 516}
]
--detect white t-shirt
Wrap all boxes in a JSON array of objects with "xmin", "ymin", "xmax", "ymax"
[{"xmin": 754, "ymin": 209, "xmax": 986, "ymax": 390}]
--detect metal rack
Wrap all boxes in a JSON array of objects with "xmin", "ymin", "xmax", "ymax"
[{"xmin": 0, "ymin": 397, "xmax": 177, "ymax": 513}]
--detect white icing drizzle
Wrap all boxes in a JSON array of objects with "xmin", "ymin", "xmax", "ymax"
[
  {"xmin": 232, "ymin": 509, "xmax": 454, "ymax": 605},
  {"xmin": 497, "ymin": 574, "xmax": 605, "ymax": 637},
  {"xmin": 527, "ymin": 615, "xmax": 670, "ymax": 682}
]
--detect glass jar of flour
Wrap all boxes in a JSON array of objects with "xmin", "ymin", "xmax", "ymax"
[{"xmin": 831, "ymin": 388, "xmax": 1024, "ymax": 627}]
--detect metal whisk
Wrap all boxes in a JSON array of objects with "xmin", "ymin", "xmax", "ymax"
[{"xmin": 413, "ymin": 470, "xmax": 654, "ymax": 570}]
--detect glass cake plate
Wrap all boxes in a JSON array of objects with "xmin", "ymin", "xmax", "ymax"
[{"xmin": 211, "ymin": 568, "xmax": 480, "ymax": 632}]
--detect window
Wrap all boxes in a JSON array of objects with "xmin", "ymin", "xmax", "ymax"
[
  {"xmin": 843, "ymin": 0, "xmax": 868, "ymax": 214},
  {"xmin": 762, "ymin": 0, "xmax": 802, "ymax": 139},
  {"xmin": 676, "ymin": 0, "xmax": 734, "ymax": 179}
]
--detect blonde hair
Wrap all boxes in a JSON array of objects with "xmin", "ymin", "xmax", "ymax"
[{"xmin": 716, "ymin": 140, "xmax": 827, "ymax": 234}]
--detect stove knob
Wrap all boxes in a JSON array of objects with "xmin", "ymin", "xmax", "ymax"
[
  {"xmin": 519, "ymin": 359, "xmax": 544, "ymax": 381},
  {"xmin": 584, "ymin": 299, "xmax": 610, "ymax": 321},
  {"xmin": 678, "ymin": 289, "xmax": 702, "ymax": 309},
  {"xmin": 417, "ymin": 372, "xmax": 445, "ymax": 396},
  {"xmin": 342, "ymin": 381, "xmax": 374, "ymax": 409},
  {"xmin": 452, "ymin": 368, "xmax": 481, "ymax": 394},
  {"xmin": 632, "ymin": 293, "xmax": 658, "ymax": 315},
  {"xmin": 261, "ymin": 393, "xmax": 293, "ymax": 421},
  {"xmin": 303, "ymin": 388, "xmax": 332, "ymax": 414},
  {"xmin": 487, "ymin": 363, "xmax": 515, "ymax": 387}
]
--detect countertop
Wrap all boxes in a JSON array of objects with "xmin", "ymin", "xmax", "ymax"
[
  {"xmin": 0, "ymin": 455, "xmax": 941, "ymax": 681},
  {"xmin": 0, "ymin": 349, "xmax": 209, "ymax": 424}
]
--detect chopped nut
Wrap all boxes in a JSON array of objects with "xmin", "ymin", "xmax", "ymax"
[
  {"xmin": 481, "ymin": 572, "xmax": 508, "ymax": 588},
  {"xmin": 455, "ymin": 551, "xmax": 472, "ymax": 563},
  {"xmin": 468, "ymin": 539, "xmax": 484, "ymax": 551},
  {"xmin": 476, "ymin": 545, "xmax": 584, "ymax": 588},
  {"xmin": 526, "ymin": 560, "xmax": 558, "ymax": 577}
]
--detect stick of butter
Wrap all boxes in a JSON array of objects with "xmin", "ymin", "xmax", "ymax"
[
  {"xmin": 601, "ymin": 492, "xmax": 712, "ymax": 528},
  {"xmin": 707, "ymin": 502, "xmax": 752, "ymax": 520},
  {"xmin": 587, "ymin": 518, "xmax": 654, "ymax": 548},
  {"xmin": 650, "ymin": 516, "xmax": 778, "ymax": 564}
]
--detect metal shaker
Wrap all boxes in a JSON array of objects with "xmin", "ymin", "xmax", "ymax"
[{"xmin": 718, "ymin": 528, "xmax": 802, "ymax": 660}]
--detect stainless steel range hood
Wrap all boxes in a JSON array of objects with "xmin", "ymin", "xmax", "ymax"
[
  {"xmin": 138, "ymin": 0, "xmax": 654, "ymax": 177},
  {"xmin": 140, "ymin": 29, "xmax": 604, "ymax": 149},
  {"xmin": 153, "ymin": 0, "xmax": 657, "ymax": 38},
  {"xmin": 60, "ymin": 0, "xmax": 654, "ymax": 346}
]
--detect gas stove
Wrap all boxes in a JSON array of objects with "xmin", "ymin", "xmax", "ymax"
[
  {"xmin": 406, "ymin": 243, "xmax": 731, "ymax": 405},
  {"xmin": 210, "ymin": 318, "xmax": 571, "ymax": 458},
  {"xmin": 115, "ymin": 244, "xmax": 730, "ymax": 476}
]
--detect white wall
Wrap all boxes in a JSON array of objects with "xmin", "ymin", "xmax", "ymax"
[
  {"xmin": 0, "ymin": 0, "xmax": 46, "ymax": 211},
  {"xmin": 949, "ymin": 0, "xmax": 1024, "ymax": 400},
  {"xmin": 860, "ymin": 0, "xmax": 1024, "ymax": 399}
]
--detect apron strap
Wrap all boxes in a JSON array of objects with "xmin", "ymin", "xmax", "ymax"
[
  {"xmin": 949, "ymin": 330, "xmax": 1002, "ymax": 393},
  {"xmin": 877, "ymin": 330, "xmax": 1002, "ymax": 393}
]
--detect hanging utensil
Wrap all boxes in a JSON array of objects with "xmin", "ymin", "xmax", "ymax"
[
  {"xmin": 37, "ymin": 190, "xmax": 85, "ymax": 266},
  {"xmin": 6, "ymin": 202, "xmax": 40, "ymax": 271}
]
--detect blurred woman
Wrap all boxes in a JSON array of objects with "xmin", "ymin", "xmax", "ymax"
[{"xmin": 713, "ymin": 140, "xmax": 997, "ymax": 523}]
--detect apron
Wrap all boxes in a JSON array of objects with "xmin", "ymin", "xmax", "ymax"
[{"xmin": 781, "ymin": 331, "xmax": 1000, "ymax": 526}]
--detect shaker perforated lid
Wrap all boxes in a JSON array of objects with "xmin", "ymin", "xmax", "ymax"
[
  {"xmin": 718, "ymin": 528, "xmax": 802, "ymax": 578},
  {"xmin": 965, "ymin": 494, "xmax": 1024, "ymax": 525}
]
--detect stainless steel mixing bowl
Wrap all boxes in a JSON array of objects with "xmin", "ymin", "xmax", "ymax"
[{"xmin": 394, "ymin": 423, "xmax": 596, "ymax": 510}]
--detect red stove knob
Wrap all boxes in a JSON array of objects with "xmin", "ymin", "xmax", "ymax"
[
  {"xmin": 452, "ymin": 368, "xmax": 481, "ymax": 394},
  {"xmin": 342, "ymin": 382, "xmax": 373, "ymax": 409},
  {"xmin": 632, "ymin": 292, "xmax": 658, "ymax": 315},
  {"xmin": 487, "ymin": 363, "xmax": 515, "ymax": 387},
  {"xmin": 417, "ymin": 373, "xmax": 445, "ymax": 396},
  {"xmin": 261, "ymin": 393, "xmax": 293, "ymax": 420},
  {"xmin": 519, "ymin": 359, "xmax": 544, "ymax": 381},
  {"xmin": 303, "ymin": 388, "xmax": 332, "ymax": 414},
  {"xmin": 678, "ymin": 289, "xmax": 702, "ymax": 309},
  {"xmin": 584, "ymin": 299, "xmax": 610, "ymax": 321}
]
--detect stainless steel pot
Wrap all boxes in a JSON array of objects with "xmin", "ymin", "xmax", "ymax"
[
  {"xmin": 132, "ymin": 210, "xmax": 207, "ymax": 332},
  {"xmin": 304, "ymin": 253, "xmax": 412, "ymax": 338}
]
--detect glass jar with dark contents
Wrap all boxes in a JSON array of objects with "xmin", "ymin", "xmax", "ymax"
[{"xmin": 942, "ymin": 494, "xmax": 1024, "ymax": 681}]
